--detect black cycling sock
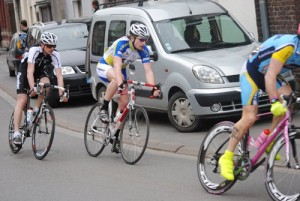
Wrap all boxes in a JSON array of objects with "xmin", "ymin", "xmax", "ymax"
[
  {"xmin": 115, "ymin": 129, "xmax": 120, "ymax": 139},
  {"xmin": 101, "ymin": 100, "xmax": 109, "ymax": 111}
]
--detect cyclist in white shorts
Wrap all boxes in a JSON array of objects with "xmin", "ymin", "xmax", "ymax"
[{"xmin": 96, "ymin": 23, "xmax": 160, "ymax": 151}]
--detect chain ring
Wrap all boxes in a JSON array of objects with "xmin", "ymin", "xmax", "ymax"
[{"xmin": 235, "ymin": 156, "xmax": 252, "ymax": 180}]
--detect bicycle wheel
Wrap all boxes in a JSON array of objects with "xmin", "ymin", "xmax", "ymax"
[
  {"xmin": 8, "ymin": 111, "xmax": 23, "ymax": 153},
  {"xmin": 32, "ymin": 105, "xmax": 55, "ymax": 160},
  {"xmin": 197, "ymin": 121, "xmax": 237, "ymax": 194},
  {"xmin": 120, "ymin": 105, "xmax": 149, "ymax": 165},
  {"xmin": 84, "ymin": 102, "xmax": 107, "ymax": 157},
  {"xmin": 265, "ymin": 131, "xmax": 300, "ymax": 201}
]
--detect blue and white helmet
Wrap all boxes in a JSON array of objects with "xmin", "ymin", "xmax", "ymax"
[
  {"xmin": 130, "ymin": 24, "xmax": 150, "ymax": 39},
  {"xmin": 41, "ymin": 32, "xmax": 58, "ymax": 45}
]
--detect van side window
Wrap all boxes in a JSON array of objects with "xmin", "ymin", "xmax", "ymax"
[
  {"xmin": 92, "ymin": 21, "xmax": 106, "ymax": 56},
  {"xmin": 108, "ymin": 21, "xmax": 126, "ymax": 47}
]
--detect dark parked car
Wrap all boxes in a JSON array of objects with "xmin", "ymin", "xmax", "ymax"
[
  {"xmin": 6, "ymin": 32, "xmax": 26, "ymax": 77},
  {"xmin": 26, "ymin": 17, "xmax": 92, "ymax": 107}
]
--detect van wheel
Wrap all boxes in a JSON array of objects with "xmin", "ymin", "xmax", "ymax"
[
  {"xmin": 167, "ymin": 91, "xmax": 201, "ymax": 132},
  {"xmin": 97, "ymin": 86, "xmax": 106, "ymax": 102}
]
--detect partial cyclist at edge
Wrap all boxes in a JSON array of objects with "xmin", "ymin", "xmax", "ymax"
[
  {"xmin": 13, "ymin": 32, "xmax": 68, "ymax": 144},
  {"xmin": 96, "ymin": 23, "xmax": 161, "ymax": 152},
  {"xmin": 219, "ymin": 27, "xmax": 300, "ymax": 181}
]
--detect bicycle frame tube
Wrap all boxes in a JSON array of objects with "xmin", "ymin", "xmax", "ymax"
[
  {"xmin": 251, "ymin": 110, "xmax": 291, "ymax": 165},
  {"xmin": 111, "ymin": 86, "xmax": 136, "ymax": 131}
]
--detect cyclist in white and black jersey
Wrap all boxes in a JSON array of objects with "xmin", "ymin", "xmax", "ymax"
[
  {"xmin": 13, "ymin": 32, "xmax": 68, "ymax": 144},
  {"xmin": 96, "ymin": 24, "xmax": 160, "ymax": 152}
]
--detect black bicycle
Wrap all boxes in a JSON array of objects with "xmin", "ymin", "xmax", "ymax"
[{"xmin": 8, "ymin": 80, "xmax": 69, "ymax": 160}]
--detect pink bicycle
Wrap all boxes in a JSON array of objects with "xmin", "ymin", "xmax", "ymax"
[{"xmin": 197, "ymin": 93, "xmax": 300, "ymax": 201}]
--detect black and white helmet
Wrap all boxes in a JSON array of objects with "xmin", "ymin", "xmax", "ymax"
[
  {"xmin": 130, "ymin": 24, "xmax": 150, "ymax": 39},
  {"xmin": 41, "ymin": 32, "xmax": 58, "ymax": 45}
]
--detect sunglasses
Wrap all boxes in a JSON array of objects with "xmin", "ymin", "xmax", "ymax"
[
  {"xmin": 137, "ymin": 38, "xmax": 148, "ymax": 43},
  {"xmin": 45, "ymin": 44, "xmax": 56, "ymax": 49}
]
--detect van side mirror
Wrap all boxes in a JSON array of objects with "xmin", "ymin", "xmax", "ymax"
[{"xmin": 147, "ymin": 45, "xmax": 158, "ymax": 61}]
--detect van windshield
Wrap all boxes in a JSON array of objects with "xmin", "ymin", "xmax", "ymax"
[
  {"xmin": 48, "ymin": 24, "xmax": 89, "ymax": 51},
  {"xmin": 154, "ymin": 14, "xmax": 252, "ymax": 53}
]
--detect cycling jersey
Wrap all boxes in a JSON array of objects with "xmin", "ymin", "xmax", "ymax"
[
  {"xmin": 246, "ymin": 34, "xmax": 300, "ymax": 74},
  {"xmin": 99, "ymin": 36, "xmax": 150, "ymax": 68},
  {"xmin": 97, "ymin": 36, "xmax": 150, "ymax": 82},
  {"xmin": 16, "ymin": 46, "xmax": 61, "ymax": 94},
  {"xmin": 240, "ymin": 34, "xmax": 300, "ymax": 106}
]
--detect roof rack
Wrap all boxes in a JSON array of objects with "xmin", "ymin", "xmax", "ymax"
[{"xmin": 99, "ymin": 0, "xmax": 148, "ymax": 9}]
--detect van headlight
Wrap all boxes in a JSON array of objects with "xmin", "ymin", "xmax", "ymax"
[
  {"xmin": 192, "ymin": 65, "xmax": 223, "ymax": 84},
  {"xmin": 54, "ymin": 66, "xmax": 76, "ymax": 75}
]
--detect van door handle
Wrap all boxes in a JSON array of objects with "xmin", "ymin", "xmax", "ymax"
[{"xmin": 91, "ymin": 59, "xmax": 98, "ymax": 64}]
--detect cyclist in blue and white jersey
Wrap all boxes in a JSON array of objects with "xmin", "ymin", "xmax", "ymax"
[
  {"xmin": 219, "ymin": 33, "xmax": 300, "ymax": 181},
  {"xmin": 96, "ymin": 24, "xmax": 160, "ymax": 151}
]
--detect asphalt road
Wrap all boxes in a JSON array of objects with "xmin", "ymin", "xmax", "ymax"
[{"xmin": 0, "ymin": 94, "xmax": 272, "ymax": 201}]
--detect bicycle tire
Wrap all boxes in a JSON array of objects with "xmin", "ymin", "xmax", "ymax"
[
  {"xmin": 265, "ymin": 131, "xmax": 300, "ymax": 201},
  {"xmin": 197, "ymin": 121, "xmax": 237, "ymax": 194},
  {"xmin": 120, "ymin": 105, "xmax": 149, "ymax": 165},
  {"xmin": 84, "ymin": 102, "xmax": 107, "ymax": 157},
  {"xmin": 8, "ymin": 111, "xmax": 23, "ymax": 153},
  {"xmin": 32, "ymin": 105, "xmax": 55, "ymax": 160}
]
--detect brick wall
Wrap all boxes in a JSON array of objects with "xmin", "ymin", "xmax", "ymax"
[{"xmin": 255, "ymin": 0, "xmax": 300, "ymax": 41}]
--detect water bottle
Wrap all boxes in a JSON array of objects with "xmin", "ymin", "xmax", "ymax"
[
  {"xmin": 27, "ymin": 107, "xmax": 33, "ymax": 125},
  {"xmin": 253, "ymin": 129, "xmax": 271, "ymax": 149},
  {"xmin": 114, "ymin": 110, "xmax": 123, "ymax": 122}
]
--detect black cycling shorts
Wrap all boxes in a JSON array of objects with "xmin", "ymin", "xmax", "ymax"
[{"xmin": 16, "ymin": 59, "xmax": 51, "ymax": 94}]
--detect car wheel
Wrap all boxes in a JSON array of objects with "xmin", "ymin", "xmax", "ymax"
[
  {"xmin": 167, "ymin": 91, "xmax": 202, "ymax": 132},
  {"xmin": 97, "ymin": 86, "xmax": 106, "ymax": 102},
  {"xmin": 47, "ymin": 89, "xmax": 60, "ymax": 108}
]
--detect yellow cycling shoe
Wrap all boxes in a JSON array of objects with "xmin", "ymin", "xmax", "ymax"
[
  {"xmin": 219, "ymin": 150, "xmax": 235, "ymax": 181},
  {"xmin": 266, "ymin": 142, "xmax": 281, "ymax": 161}
]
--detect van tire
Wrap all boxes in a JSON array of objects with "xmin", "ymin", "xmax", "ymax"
[{"xmin": 167, "ymin": 91, "xmax": 201, "ymax": 132}]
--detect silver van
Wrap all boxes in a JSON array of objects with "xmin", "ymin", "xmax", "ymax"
[{"xmin": 85, "ymin": 0, "xmax": 267, "ymax": 132}]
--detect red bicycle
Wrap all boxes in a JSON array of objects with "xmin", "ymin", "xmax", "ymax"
[{"xmin": 84, "ymin": 80, "xmax": 158, "ymax": 165}]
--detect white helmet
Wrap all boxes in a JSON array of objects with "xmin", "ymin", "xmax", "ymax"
[
  {"xmin": 130, "ymin": 24, "xmax": 150, "ymax": 39},
  {"xmin": 41, "ymin": 32, "xmax": 58, "ymax": 45}
]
